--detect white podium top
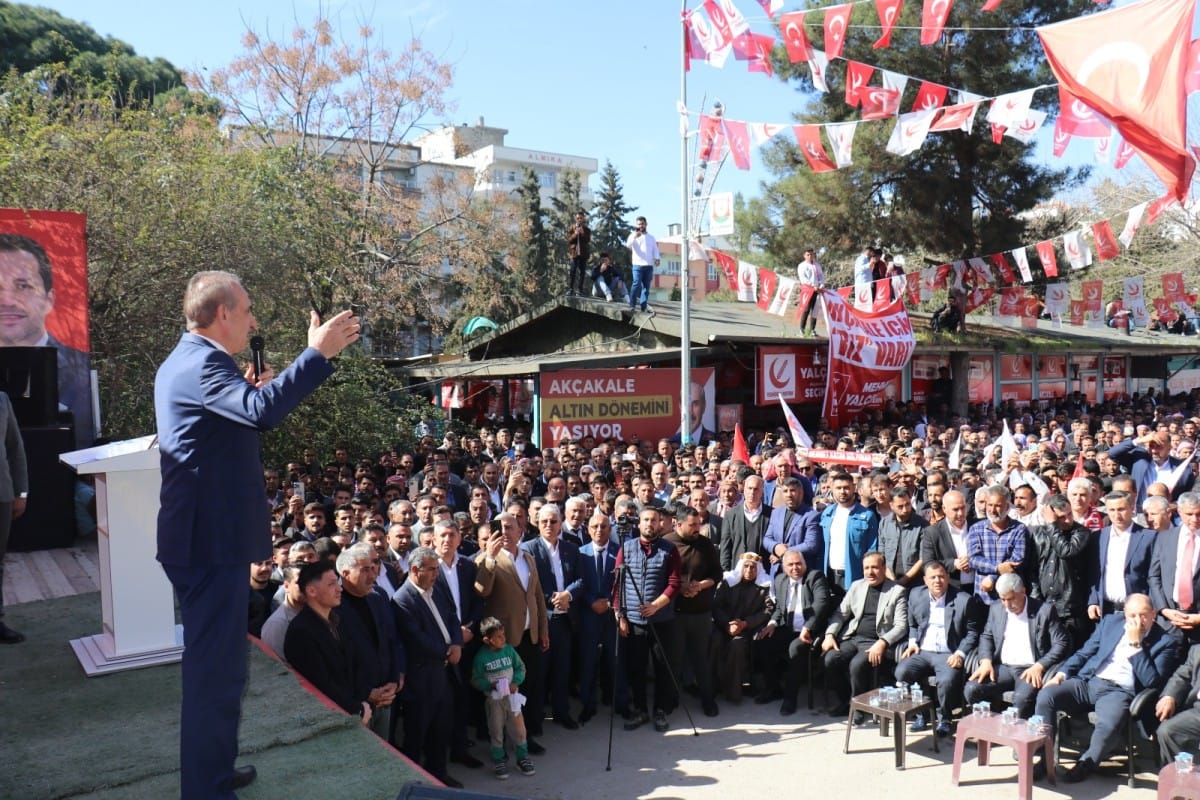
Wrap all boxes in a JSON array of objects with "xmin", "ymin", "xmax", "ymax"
[{"xmin": 60, "ymin": 434, "xmax": 160, "ymax": 474}]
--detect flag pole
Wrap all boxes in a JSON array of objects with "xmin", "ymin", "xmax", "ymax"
[{"xmin": 680, "ymin": 0, "xmax": 693, "ymax": 446}]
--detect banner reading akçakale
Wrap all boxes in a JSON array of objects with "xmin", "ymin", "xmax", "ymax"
[
  {"xmin": 540, "ymin": 367, "xmax": 715, "ymax": 447},
  {"xmin": 820, "ymin": 290, "xmax": 914, "ymax": 429}
]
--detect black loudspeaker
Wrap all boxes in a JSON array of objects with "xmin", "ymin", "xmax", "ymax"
[
  {"xmin": 395, "ymin": 782, "xmax": 527, "ymax": 800},
  {"xmin": 0, "ymin": 346, "xmax": 59, "ymax": 428},
  {"xmin": 9, "ymin": 426, "xmax": 76, "ymax": 551}
]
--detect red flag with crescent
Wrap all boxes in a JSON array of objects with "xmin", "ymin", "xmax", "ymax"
[
  {"xmin": 1038, "ymin": 0, "xmax": 1196, "ymax": 200},
  {"xmin": 824, "ymin": 4, "xmax": 853, "ymax": 59},
  {"xmin": 723, "ymin": 119, "xmax": 752, "ymax": 170},
  {"xmin": 874, "ymin": 0, "xmax": 903, "ymax": 49},
  {"xmin": 921, "ymin": 0, "xmax": 954, "ymax": 46},
  {"xmin": 699, "ymin": 114, "xmax": 726, "ymax": 162},
  {"xmin": 845, "ymin": 61, "xmax": 874, "ymax": 107},
  {"xmin": 989, "ymin": 253, "xmax": 1015, "ymax": 284},
  {"xmin": 778, "ymin": 12, "xmax": 812, "ymax": 63},
  {"xmin": 912, "ymin": 82, "xmax": 949, "ymax": 113},
  {"xmin": 1036, "ymin": 241, "xmax": 1059, "ymax": 278},
  {"xmin": 1092, "ymin": 220, "xmax": 1120, "ymax": 261},
  {"xmin": 793, "ymin": 125, "xmax": 838, "ymax": 173},
  {"xmin": 1163, "ymin": 272, "xmax": 1186, "ymax": 302}
]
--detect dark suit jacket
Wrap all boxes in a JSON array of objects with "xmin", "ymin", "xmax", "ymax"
[
  {"xmin": 768, "ymin": 568, "xmax": 834, "ymax": 636},
  {"xmin": 434, "ymin": 555, "xmax": 482, "ymax": 639},
  {"xmin": 1058, "ymin": 611, "xmax": 1181, "ymax": 690},
  {"xmin": 720, "ymin": 504, "xmax": 771, "ymax": 570},
  {"xmin": 1150, "ymin": 527, "xmax": 1200, "ymax": 614},
  {"xmin": 905, "ymin": 585, "xmax": 982, "ymax": 656},
  {"xmin": 1109, "ymin": 439, "xmax": 1195, "ymax": 506},
  {"xmin": 579, "ymin": 540, "xmax": 620, "ymax": 606},
  {"xmin": 284, "ymin": 606, "xmax": 361, "ymax": 714},
  {"xmin": 155, "ymin": 333, "xmax": 333, "ymax": 566},
  {"xmin": 1161, "ymin": 643, "xmax": 1200, "ymax": 709},
  {"xmin": 48, "ymin": 333, "xmax": 94, "ymax": 446},
  {"xmin": 0, "ymin": 392, "xmax": 28, "ymax": 501},
  {"xmin": 521, "ymin": 536, "xmax": 584, "ymax": 624},
  {"xmin": 920, "ymin": 519, "xmax": 968, "ymax": 587},
  {"xmin": 393, "ymin": 579, "xmax": 461, "ymax": 678},
  {"xmin": 977, "ymin": 595, "xmax": 1070, "ymax": 670},
  {"xmin": 1087, "ymin": 524, "xmax": 1155, "ymax": 608},
  {"xmin": 338, "ymin": 586, "xmax": 405, "ymax": 702}
]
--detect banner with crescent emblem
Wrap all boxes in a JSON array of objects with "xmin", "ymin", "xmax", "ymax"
[
  {"xmin": 708, "ymin": 192, "xmax": 735, "ymax": 237},
  {"xmin": 920, "ymin": 0, "xmax": 954, "ymax": 46},
  {"xmin": 737, "ymin": 260, "xmax": 758, "ymax": 302},
  {"xmin": 757, "ymin": 268, "xmax": 778, "ymax": 311},
  {"xmin": 1092, "ymin": 220, "xmax": 1121, "ymax": 261},
  {"xmin": 826, "ymin": 121, "xmax": 857, "ymax": 167},
  {"xmin": 1147, "ymin": 194, "xmax": 1179, "ymax": 225},
  {"xmin": 1124, "ymin": 276, "xmax": 1150, "ymax": 328},
  {"xmin": 987, "ymin": 89, "xmax": 1036, "ymax": 129},
  {"xmin": 1062, "ymin": 230, "xmax": 1092, "ymax": 270},
  {"xmin": 778, "ymin": 11, "xmax": 812, "ymax": 63},
  {"xmin": 853, "ymin": 281, "xmax": 873, "ymax": 311},
  {"xmin": 818, "ymin": 290, "xmax": 914, "ymax": 429},
  {"xmin": 1119, "ymin": 201, "xmax": 1148, "ymax": 247},
  {"xmin": 964, "ymin": 285, "xmax": 994, "ymax": 314},
  {"xmin": 823, "ymin": 4, "xmax": 853, "ymax": 59},
  {"xmin": 698, "ymin": 114, "xmax": 726, "ymax": 162},
  {"xmin": 793, "ymin": 125, "xmax": 839, "ymax": 172},
  {"xmin": 757, "ymin": 0, "xmax": 783, "ymax": 17},
  {"xmin": 1163, "ymin": 272, "xmax": 1186, "ymax": 303},
  {"xmin": 723, "ymin": 119, "xmax": 752, "ymax": 170},
  {"xmin": 1094, "ymin": 135, "xmax": 1113, "ymax": 165},
  {"xmin": 1055, "ymin": 89, "xmax": 1112, "ymax": 138},
  {"xmin": 912, "ymin": 81, "xmax": 949, "ymax": 113},
  {"xmin": 873, "ymin": 0, "xmax": 903, "ymax": 49},
  {"xmin": 1011, "ymin": 247, "xmax": 1033, "ymax": 283},
  {"xmin": 1044, "ymin": 283, "xmax": 1070, "ymax": 318},
  {"xmin": 749, "ymin": 122, "xmax": 785, "ymax": 146},
  {"xmin": 999, "ymin": 287, "xmax": 1025, "ymax": 317},
  {"xmin": 930, "ymin": 101, "xmax": 980, "ymax": 133},
  {"xmin": 920, "ymin": 268, "xmax": 936, "ymax": 301},
  {"xmin": 845, "ymin": 61, "xmax": 874, "ymax": 107},
  {"xmin": 1036, "ymin": 241, "xmax": 1059, "ymax": 278},
  {"xmin": 1081, "ymin": 279, "xmax": 1105, "ymax": 320},
  {"xmin": 904, "ymin": 272, "xmax": 921, "ymax": 304},
  {"xmin": 989, "ymin": 253, "xmax": 1015, "ymax": 284},
  {"xmin": 1004, "ymin": 110, "xmax": 1047, "ymax": 145},
  {"xmin": 886, "ymin": 108, "xmax": 937, "ymax": 156},
  {"xmin": 768, "ymin": 276, "xmax": 798, "ymax": 316},
  {"xmin": 1114, "ymin": 138, "xmax": 1136, "ymax": 170},
  {"xmin": 690, "ymin": 6, "xmax": 733, "ymax": 68},
  {"xmin": 1052, "ymin": 121, "xmax": 1073, "ymax": 157},
  {"xmin": 1038, "ymin": 0, "xmax": 1196, "ymax": 200},
  {"xmin": 1070, "ymin": 300, "xmax": 1086, "ymax": 326},
  {"xmin": 757, "ymin": 346, "xmax": 826, "ymax": 405},
  {"xmin": 711, "ymin": 248, "xmax": 739, "ymax": 290},
  {"xmin": 861, "ymin": 87, "xmax": 902, "ymax": 120},
  {"xmin": 808, "ymin": 49, "xmax": 830, "ymax": 92}
]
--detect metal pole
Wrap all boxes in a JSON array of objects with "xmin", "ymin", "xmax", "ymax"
[{"xmin": 679, "ymin": 0, "xmax": 692, "ymax": 446}]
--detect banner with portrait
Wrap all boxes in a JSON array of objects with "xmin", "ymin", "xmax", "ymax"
[{"xmin": 819, "ymin": 290, "xmax": 914, "ymax": 429}]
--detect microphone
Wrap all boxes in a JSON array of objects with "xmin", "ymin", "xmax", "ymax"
[{"xmin": 250, "ymin": 336, "xmax": 265, "ymax": 380}]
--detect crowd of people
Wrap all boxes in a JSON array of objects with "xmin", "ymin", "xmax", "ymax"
[{"xmin": 254, "ymin": 388, "xmax": 1200, "ymax": 788}]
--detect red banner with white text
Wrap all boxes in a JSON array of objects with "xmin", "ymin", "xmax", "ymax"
[{"xmin": 820, "ymin": 290, "xmax": 915, "ymax": 429}]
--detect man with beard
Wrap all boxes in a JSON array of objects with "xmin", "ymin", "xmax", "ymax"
[{"xmin": 966, "ymin": 485, "xmax": 1026, "ymax": 604}]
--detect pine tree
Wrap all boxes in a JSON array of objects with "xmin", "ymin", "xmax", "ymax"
[
  {"xmin": 516, "ymin": 166, "xmax": 551, "ymax": 296},
  {"xmin": 547, "ymin": 168, "xmax": 585, "ymax": 292},
  {"xmin": 752, "ymin": 1, "xmax": 1092, "ymax": 278},
  {"xmin": 590, "ymin": 160, "xmax": 637, "ymax": 274}
]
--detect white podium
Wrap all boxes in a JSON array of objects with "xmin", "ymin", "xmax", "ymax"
[{"xmin": 60, "ymin": 435, "xmax": 183, "ymax": 676}]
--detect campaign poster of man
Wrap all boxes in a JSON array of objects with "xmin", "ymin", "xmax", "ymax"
[{"xmin": 0, "ymin": 209, "xmax": 94, "ymax": 445}]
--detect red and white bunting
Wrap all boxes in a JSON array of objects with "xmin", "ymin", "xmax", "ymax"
[
  {"xmin": 1115, "ymin": 138, "xmax": 1137, "ymax": 169},
  {"xmin": 768, "ymin": 275, "xmax": 798, "ymax": 316},
  {"xmin": 724, "ymin": 119, "xmax": 752, "ymax": 170},
  {"xmin": 1163, "ymin": 272, "xmax": 1187, "ymax": 302},
  {"xmin": 692, "ymin": 3, "xmax": 733, "ymax": 67},
  {"xmin": 930, "ymin": 100, "xmax": 980, "ymax": 133},
  {"xmin": 1056, "ymin": 89, "xmax": 1112, "ymax": 138},
  {"xmin": 756, "ymin": 268, "xmax": 778, "ymax": 311},
  {"xmin": 920, "ymin": 0, "xmax": 955, "ymax": 45},
  {"xmin": 912, "ymin": 81, "xmax": 949, "ymax": 112},
  {"xmin": 1093, "ymin": 220, "xmax": 1121, "ymax": 261},
  {"xmin": 886, "ymin": 109, "xmax": 938, "ymax": 156},
  {"xmin": 986, "ymin": 89, "xmax": 1036, "ymax": 129},
  {"xmin": 1123, "ymin": 276, "xmax": 1150, "ymax": 328},
  {"xmin": 1094, "ymin": 135, "xmax": 1112, "ymax": 164},
  {"xmin": 1052, "ymin": 121, "xmax": 1073, "ymax": 157},
  {"xmin": 1062, "ymin": 230, "xmax": 1092, "ymax": 270},
  {"xmin": 1004, "ymin": 110, "xmax": 1046, "ymax": 144},
  {"xmin": 989, "ymin": 253, "xmax": 1015, "ymax": 283},
  {"xmin": 793, "ymin": 125, "xmax": 839, "ymax": 172},
  {"xmin": 1118, "ymin": 201, "xmax": 1148, "ymax": 247},
  {"xmin": 757, "ymin": 0, "xmax": 783, "ymax": 17},
  {"xmin": 1044, "ymin": 283, "xmax": 1070, "ymax": 318},
  {"xmin": 1011, "ymin": 247, "xmax": 1033, "ymax": 282},
  {"xmin": 968, "ymin": 257, "xmax": 993, "ymax": 283},
  {"xmin": 1036, "ymin": 240, "xmax": 1059, "ymax": 277},
  {"xmin": 778, "ymin": 11, "xmax": 812, "ymax": 63},
  {"xmin": 736, "ymin": 260, "xmax": 758, "ymax": 302},
  {"xmin": 823, "ymin": 4, "xmax": 853, "ymax": 59},
  {"xmin": 845, "ymin": 61, "xmax": 875, "ymax": 107},
  {"xmin": 825, "ymin": 121, "xmax": 858, "ymax": 167},
  {"xmin": 1081, "ymin": 279, "xmax": 1105, "ymax": 313},
  {"xmin": 861, "ymin": 86, "xmax": 902, "ymax": 120},
  {"xmin": 749, "ymin": 122, "xmax": 786, "ymax": 146},
  {"xmin": 873, "ymin": 0, "xmax": 903, "ymax": 49},
  {"xmin": 698, "ymin": 114, "xmax": 727, "ymax": 162},
  {"xmin": 808, "ymin": 49, "xmax": 830, "ymax": 92}
]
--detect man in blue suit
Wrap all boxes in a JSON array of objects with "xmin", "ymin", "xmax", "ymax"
[
  {"xmin": 431, "ymin": 519, "xmax": 484, "ymax": 768},
  {"xmin": 819, "ymin": 471, "xmax": 879, "ymax": 592},
  {"xmin": 1109, "ymin": 431, "xmax": 1194, "ymax": 509},
  {"xmin": 155, "ymin": 270, "xmax": 359, "ymax": 799},
  {"xmin": 393, "ymin": 546, "xmax": 465, "ymax": 788},
  {"xmin": 763, "ymin": 477, "xmax": 822, "ymax": 576},
  {"xmin": 578, "ymin": 512, "xmax": 623, "ymax": 723},
  {"xmin": 1034, "ymin": 593, "xmax": 1183, "ymax": 783},
  {"xmin": 1087, "ymin": 490, "xmax": 1155, "ymax": 619},
  {"xmin": 521, "ymin": 503, "xmax": 584, "ymax": 728}
]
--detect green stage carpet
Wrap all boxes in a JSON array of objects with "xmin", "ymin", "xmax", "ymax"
[{"xmin": 0, "ymin": 592, "xmax": 428, "ymax": 800}]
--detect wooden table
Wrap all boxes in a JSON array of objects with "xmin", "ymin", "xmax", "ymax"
[
  {"xmin": 951, "ymin": 714, "xmax": 1055, "ymax": 800},
  {"xmin": 1158, "ymin": 762, "xmax": 1200, "ymax": 800},
  {"xmin": 843, "ymin": 688, "xmax": 938, "ymax": 770}
]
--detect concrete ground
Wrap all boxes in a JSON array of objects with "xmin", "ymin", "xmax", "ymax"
[{"xmin": 448, "ymin": 697, "xmax": 1160, "ymax": 800}]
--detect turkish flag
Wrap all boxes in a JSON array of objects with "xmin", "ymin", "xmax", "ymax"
[
  {"xmin": 845, "ymin": 61, "xmax": 875, "ymax": 107},
  {"xmin": 1038, "ymin": 0, "xmax": 1196, "ymax": 200},
  {"xmin": 1187, "ymin": 38, "xmax": 1200, "ymax": 94},
  {"xmin": 873, "ymin": 0, "xmax": 903, "ymax": 49},
  {"xmin": 860, "ymin": 87, "xmax": 901, "ymax": 120},
  {"xmin": 921, "ymin": 0, "xmax": 954, "ymax": 46},
  {"xmin": 912, "ymin": 82, "xmax": 948, "ymax": 112},
  {"xmin": 723, "ymin": 119, "xmax": 752, "ymax": 170},
  {"xmin": 778, "ymin": 11, "xmax": 812, "ymax": 63},
  {"xmin": 824, "ymin": 4, "xmax": 853, "ymax": 59},
  {"xmin": 698, "ymin": 114, "xmax": 726, "ymax": 162},
  {"xmin": 731, "ymin": 30, "xmax": 772, "ymax": 62},
  {"xmin": 931, "ymin": 101, "xmax": 980, "ymax": 133},
  {"xmin": 989, "ymin": 253, "xmax": 1015, "ymax": 284},
  {"xmin": 1092, "ymin": 220, "xmax": 1120, "ymax": 261},
  {"xmin": 793, "ymin": 125, "xmax": 838, "ymax": 172},
  {"xmin": 1036, "ymin": 241, "xmax": 1059, "ymax": 278},
  {"xmin": 1055, "ymin": 88, "xmax": 1112, "ymax": 138}
]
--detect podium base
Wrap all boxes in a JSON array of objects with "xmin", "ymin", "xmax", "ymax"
[{"xmin": 70, "ymin": 625, "xmax": 184, "ymax": 676}]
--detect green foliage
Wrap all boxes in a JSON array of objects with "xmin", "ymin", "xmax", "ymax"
[
  {"xmin": 547, "ymin": 168, "xmax": 584, "ymax": 270},
  {"xmin": 517, "ymin": 166, "xmax": 551, "ymax": 295},
  {"xmin": 0, "ymin": 1, "xmax": 186, "ymax": 104},
  {"xmin": 752, "ymin": 0, "xmax": 1092, "ymax": 273},
  {"xmin": 591, "ymin": 160, "xmax": 637, "ymax": 274}
]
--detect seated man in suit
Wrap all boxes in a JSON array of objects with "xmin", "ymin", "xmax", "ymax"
[
  {"xmin": 896, "ymin": 560, "xmax": 982, "ymax": 736},
  {"xmin": 755, "ymin": 549, "xmax": 835, "ymax": 715},
  {"xmin": 1155, "ymin": 642, "xmax": 1200, "ymax": 763},
  {"xmin": 1034, "ymin": 593, "xmax": 1183, "ymax": 783},
  {"xmin": 821, "ymin": 551, "xmax": 908, "ymax": 718},
  {"xmin": 965, "ymin": 573, "xmax": 1070, "ymax": 718},
  {"xmin": 1149, "ymin": 492, "xmax": 1200, "ymax": 644}
]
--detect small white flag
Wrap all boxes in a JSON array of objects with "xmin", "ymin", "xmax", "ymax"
[
  {"xmin": 779, "ymin": 396, "xmax": 813, "ymax": 448},
  {"xmin": 826, "ymin": 121, "xmax": 857, "ymax": 168},
  {"xmin": 1011, "ymin": 247, "xmax": 1032, "ymax": 283},
  {"xmin": 886, "ymin": 109, "xmax": 938, "ymax": 156},
  {"xmin": 1119, "ymin": 202, "xmax": 1148, "ymax": 248}
]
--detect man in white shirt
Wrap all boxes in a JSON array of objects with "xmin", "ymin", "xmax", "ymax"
[
  {"xmin": 625, "ymin": 216, "xmax": 660, "ymax": 314},
  {"xmin": 796, "ymin": 248, "xmax": 824, "ymax": 337}
]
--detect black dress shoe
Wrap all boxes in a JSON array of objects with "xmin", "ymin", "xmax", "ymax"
[
  {"xmin": 702, "ymin": 700, "xmax": 720, "ymax": 717},
  {"xmin": 449, "ymin": 751, "xmax": 483, "ymax": 768},
  {"xmin": 437, "ymin": 774, "xmax": 464, "ymax": 789},
  {"xmin": 1064, "ymin": 757, "xmax": 1096, "ymax": 783},
  {"xmin": 222, "ymin": 765, "xmax": 257, "ymax": 791},
  {"xmin": 779, "ymin": 699, "xmax": 797, "ymax": 716},
  {"xmin": 829, "ymin": 703, "xmax": 850, "ymax": 717},
  {"xmin": 526, "ymin": 738, "xmax": 546, "ymax": 755},
  {"xmin": 0, "ymin": 623, "xmax": 25, "ymax": 644},
  {"xmin": 555, "ymin": 716, "xmax": 580, "ymax": 730},
  {"xmin": 1031, "ymin": 758, "xmax": 1047, "ymax": 781},
  {"xmin": 579, "ymin": 706, "xmax": 597, "ymax": 724}
]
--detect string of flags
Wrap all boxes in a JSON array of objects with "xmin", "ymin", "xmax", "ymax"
[
  {"xmin": 705, "ymin": 191, "xmax": 1187, "ymax": 328},
  {"xmin": 685, "ymin": 0, "xmax": 1199, "ymax": 201}
]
